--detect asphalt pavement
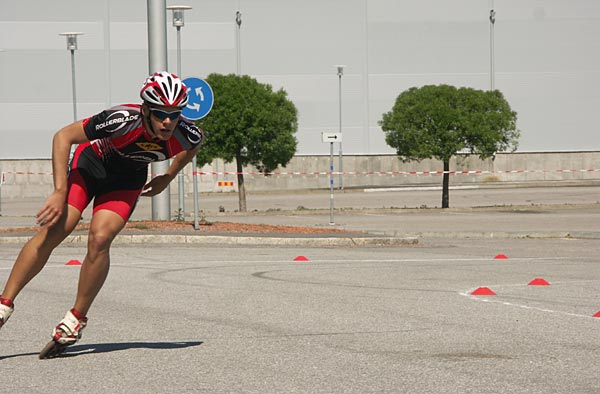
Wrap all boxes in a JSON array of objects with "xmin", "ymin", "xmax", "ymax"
[
  {"xmin": 0, "ymin": 237, "xmax": 598, "ymax": 393},
  {"xmin": 0, "ymin": 183, "xmax": 599, "ymax": 393}
]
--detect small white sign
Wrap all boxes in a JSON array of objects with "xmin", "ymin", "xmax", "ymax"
[{"xmin": 321, "ymin": 132, "xmax": 342, "ymax": 143}]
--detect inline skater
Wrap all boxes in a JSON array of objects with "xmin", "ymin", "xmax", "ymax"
[{"xmin": 0, "ymin": 71, "xmax": 204, "ymax": 358}]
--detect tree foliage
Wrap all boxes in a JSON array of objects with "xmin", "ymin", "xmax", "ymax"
[
  {"xmin": 380, "ymin": 84, "xmax": 519, "ymax": 207},
  {"xmin": 194, "ymin": 73, "xmax": 298, "ymax": 211}
]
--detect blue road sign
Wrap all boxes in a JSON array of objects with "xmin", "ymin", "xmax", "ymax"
[{"xmin": 182, "ymin": 77, "xmax": 214, "ymax": 120}]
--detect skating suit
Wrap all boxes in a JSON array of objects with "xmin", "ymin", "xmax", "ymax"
[{"xmin": 67, "ymin": 104, "xmax": 204, "ymax": 220}]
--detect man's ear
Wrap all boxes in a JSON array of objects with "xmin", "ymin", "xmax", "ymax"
[{"xmin": 141, "ymin": 103, "xmax": 149, "ymax": 116}]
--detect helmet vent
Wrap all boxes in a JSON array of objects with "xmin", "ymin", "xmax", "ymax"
[{"xmin": 140, "ymin": 71, "xmax": 188, "ymax": 108}]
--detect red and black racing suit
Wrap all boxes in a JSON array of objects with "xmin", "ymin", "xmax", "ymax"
[{"xmin": 67, "ymin": 104, "xmax": 204, "ymax": 221}]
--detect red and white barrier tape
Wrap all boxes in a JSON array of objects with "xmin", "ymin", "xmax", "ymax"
[
  {"xmin": 190, "ymin": 169, "xmax": 600, "ymax": 176},
  {"xmin": 1, "ymin": 168, "xmax": 600, "ymax": 180}
]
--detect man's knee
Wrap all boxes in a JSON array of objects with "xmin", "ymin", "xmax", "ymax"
[
  {"xmin": 86, "ymin": 230, "xmax": 115, "ymax": 254},
  {"xmin": 31, "ymin": 225, "xmax": 70, "ymax": 251}
]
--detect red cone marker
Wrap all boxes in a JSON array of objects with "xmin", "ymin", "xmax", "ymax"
[
  {"xmin": 528, "ymin": 278, "xmax": 550, "ymax": 286},
  {"xmin": 471, "ymin": 287, "xmax": 496, "ymax": 296}
]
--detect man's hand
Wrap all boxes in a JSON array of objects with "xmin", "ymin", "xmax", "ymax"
[
  {"xmin": 36, "ymin": 190, "xmax": 67, "ymax": 227},
  {"xmin": 141, "ymin": 174, "xmax": 173, "ymax": 197}
]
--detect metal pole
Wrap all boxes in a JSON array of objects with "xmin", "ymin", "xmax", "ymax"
[
  {"xmin": 329, "ymin": 142, "xmax": 334, "ymax": 225},
  {"xmin": 59, "ymin": 33, "xmax": 82, "ymax": 121},
  {"xmin": 228, "ymin": 9, "xmax": 242, "ymax": 191},
  {"xmin": 489, "ymin": 1, "xmax": 496, "ymax": 91},
  {"xmin": 175, "ymin": 25, "xmax": 185, "ymax": 219},
  {"xmin": 335, "ymin": 65, "xmax": 345, "ymax": 190},
  {"xmin": 60, "ymin": 33, "xmax": 83, "ymax": 162},
  {"xmin": 236, "ymin": 11, "xmax": 242, "ymax": 75},
  {"xmin": 192, "ymin": 156, "xmax": 199, "ymax": 229},
  {"xmin": 233, "ymin": 10, "xmax": 243, "ymax": 212},
  {"xmin": 338, "ymin": 72, "xmax": 343, "ymax": 190},
  {"xmin": 147, "ymin": 0, "xmax": 170, "ymax": 220},
  {"xmin": 68, "ymin": 48, "xmax": 77, "ymax": 165},
  {"xmin": 70, "ymin": 49, "xmax": 77, "ymax": 121},
  {"xmin": 167, "ymin": 5, "xmax": 196, "ymax": 227}
]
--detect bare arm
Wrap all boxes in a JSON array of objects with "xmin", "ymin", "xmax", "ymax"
[
  {"xmin": 141, "ymin": 145, "xmax": 201, "ymax": 197},
  {"xmin": 36, "ymin": 121, "xmax": 90, "ymax": 227}
]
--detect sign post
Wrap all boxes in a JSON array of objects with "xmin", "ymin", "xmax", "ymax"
[
  {"xmin": 182, "ymin": 77, "xmax": 214, "ymax": 230},
  {"xmin": 322, "ymin": 132, "xmax": 342, "ymax": 225}
]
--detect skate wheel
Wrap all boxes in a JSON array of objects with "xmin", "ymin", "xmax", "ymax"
[{"xmin": 39, "ymin": 340, "xmax": 67, "ymax": 359}]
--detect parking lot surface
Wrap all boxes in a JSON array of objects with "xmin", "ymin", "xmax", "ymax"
[
  {"xmin": 1, "ymin": 237, "xmax": 598, "ymax": 393},
  {"xmin": 1, "ymin": 184, "xmax": 599, "ymax": 393}
]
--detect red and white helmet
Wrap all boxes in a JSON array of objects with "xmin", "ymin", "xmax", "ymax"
[{"xmin": 140, "ymin": 71, "xmax": 189, "ymax": 108}]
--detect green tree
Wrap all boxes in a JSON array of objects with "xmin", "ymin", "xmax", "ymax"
[
  {"xmin": 380, "ymin": 84, "xmax": 519, "ymax": 208},
  {"xmin": 195, "ymin": 73, "xmax": 298, "ymax": 212}
]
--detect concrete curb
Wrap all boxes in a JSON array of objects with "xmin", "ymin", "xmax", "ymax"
[
  {"xmin": 2, "ymin": 230, "xmax": 599, "ymax": 246},
  {"xmin": 0, "ymin": 234, "xmax": 419, "ymax": 247}
]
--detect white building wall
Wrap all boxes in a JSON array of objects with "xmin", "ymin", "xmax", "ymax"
[{"xmin": 0, "ymin": 0, "xmax": 599, "ymax": 159}]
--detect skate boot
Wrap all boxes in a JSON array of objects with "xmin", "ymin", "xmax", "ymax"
[
  {"xmin": 39, "ymin": 309, "xmax": 87, "ymax": 359},
  {"xmin": 0, "ymin": 298, "xmax": 14, "ymax": 330}
]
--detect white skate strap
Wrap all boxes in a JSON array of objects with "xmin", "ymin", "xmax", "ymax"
[
  {"xmin": 55, "ymin": 310, "xmax": 86, "ymax": 337},
  {"xmin": 0, "ymin": 303, "xmax": 13, "ymax": 324}
]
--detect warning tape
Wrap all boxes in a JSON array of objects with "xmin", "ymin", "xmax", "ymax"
[
  {"xmin": 191, "ymin": 169, "xmax": 600, "ymax": 176},
  {"xmin": 1, "ymin": 169, "xmax": 600, "ymax": 178}
]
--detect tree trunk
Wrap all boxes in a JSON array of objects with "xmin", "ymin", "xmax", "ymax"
[
  {"xmin": 442, "ymin": 159, "xmax": 450, "ymax": 208},
  {"xmin": 236, "ymin": 155, "xmax": 247, "ymax": 212}
]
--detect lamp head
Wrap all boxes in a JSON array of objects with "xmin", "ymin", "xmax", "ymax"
[
  {"xmin": 59, "ymin": 32, "xmax": 84, "ymax": 51},
  {"xmin": 334, "ymin": 65, "xmax": 346, "ymax": 77},
  {"xmin": 167, "ymin": 5, "xmax": 193, "ymax": 27}
]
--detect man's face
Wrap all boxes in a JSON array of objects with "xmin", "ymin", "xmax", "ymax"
[{"xmin": 145, "ymin": 104, "xmax": 182, "ymax": 140}]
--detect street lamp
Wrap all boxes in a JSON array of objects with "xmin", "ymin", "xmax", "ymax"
[
  {"xmin": 235, "ymin": 10, "xmax": 242, "ymax": 75},
  {"xmin": 59, "ymin": 32, "xmax": 84, "ymax": 121},
  {"xmin": 166, "ymin": 5, "xmax": 192, "ymax": 222},
  {"xmin": 334, "ymin": 65, "xmax": 346, "ymax": 190},
  {"xmin": 489, "ymin": 1, "xmax": 496, "ymax": 91}
]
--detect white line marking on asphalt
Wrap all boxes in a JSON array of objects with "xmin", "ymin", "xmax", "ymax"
[
  {"xmin": 103, "ymin": 256, "xmax": 572, "ymax": 268},
  {"xmin": 459, "ymin": 289, "xmax": 599, "ymax": 320},
  {"xmin": 0, "ymin": 255, "xmax": 573, "ymax": 272}
]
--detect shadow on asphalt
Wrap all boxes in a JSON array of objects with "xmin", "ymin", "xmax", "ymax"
[{"xmin": 0, "ymin": 341, "xmax": 203, "ymax": 360}]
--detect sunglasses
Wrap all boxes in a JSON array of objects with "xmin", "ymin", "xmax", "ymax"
[{"xmin": 150, "ymin": 107, "xmax": 182, "ymax": 121}]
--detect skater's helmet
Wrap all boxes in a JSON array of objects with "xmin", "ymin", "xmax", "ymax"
[{"xmin": 140, "ymin": 71, "xmax": 188, "ymax": 108}]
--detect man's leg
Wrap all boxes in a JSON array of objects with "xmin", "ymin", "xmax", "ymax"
[
  {"xmin": 72, "ymin": 209, "xmax": 126, "ymax": 316},
  {"xmin": 1, "ymin": 204, "xmax": 82, "ymax": 301}
]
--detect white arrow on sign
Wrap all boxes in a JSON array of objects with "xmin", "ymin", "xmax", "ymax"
[{"xmin": 321, "ymin": 132, "xmax": 342, "ymax": 143}]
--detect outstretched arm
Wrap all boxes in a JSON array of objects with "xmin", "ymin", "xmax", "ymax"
[
  {"xmin": 36, "ymin": 121, "xmax": 89, "ymax": 227},
  {"xmin": 141, "ymin": 146, "xmax": 201, "ymax": 197}
]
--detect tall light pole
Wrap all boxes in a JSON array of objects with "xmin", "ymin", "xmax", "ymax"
[
  {"xmin": 148, "ymin": 0, "xmax": 170, "ymax": 220},
  {"xmin": 167, "ymin": 5, "xmax": 192, "ymax": 220},
  {"xmin": 489, "ymin": 1, "xmax": 496, "ymax": 91},
  {"xmin": 59, "ymin": 32, "xmax": 83, "ymax": 122},
  {"xmin": 334, "ymin": 65, "xmax": 346, "ymax": 190},
  {"xmin": 236, "ymin": 10, "xmax": 242, "ymax": 75}
]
